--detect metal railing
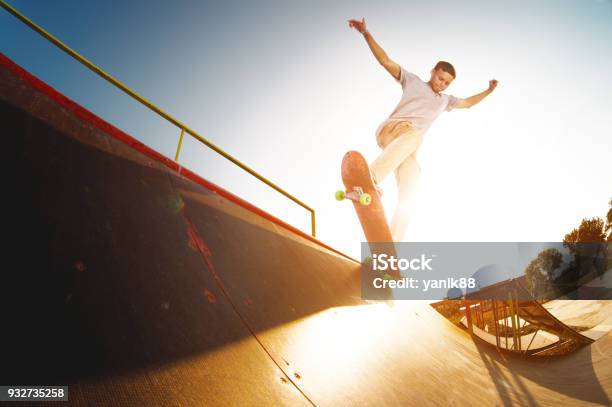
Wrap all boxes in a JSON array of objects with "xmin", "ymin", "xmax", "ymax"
[{"xmin": 0, "ymin": 0, "xmax": 316, "ymax": 236}]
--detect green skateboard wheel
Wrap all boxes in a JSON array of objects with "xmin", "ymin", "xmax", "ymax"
[
  {"xmin": 335, "ymin": 190, "xmax": 345, "ymax": 201},
  {"xmin": 359, "ymin": 193, "xmax": 372, "ymax": 206}
]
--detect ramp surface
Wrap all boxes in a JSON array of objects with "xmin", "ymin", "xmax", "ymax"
[{"xmin": 2, "ymin": 52, "xmax": 611, "ymax": 406}]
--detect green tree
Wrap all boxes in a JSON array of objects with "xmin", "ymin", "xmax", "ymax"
[
  {"xmin": 563, "ymin": 217, "xmax": 606, "ymax": 247},
  {"xmin": 562, "ymin": 199, "xmax": 611, "ymax": 281},
  {"xmin": 525, "ymin": 248, "xmax": 563, "ymax": 299}
]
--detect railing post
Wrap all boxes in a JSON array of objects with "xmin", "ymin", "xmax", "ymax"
[
  {"xmin": 311, "ymin": 210, "xmax": 316, "ymax": 237},
  {"xmin": 175, "ymin": 128, "xmax": 185, "ymax": 161}
]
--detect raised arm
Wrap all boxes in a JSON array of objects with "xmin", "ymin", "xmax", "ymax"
[
  {"xmin": 348, "ymin": 18, "xmax": 401, "ymax": 81},
  {"xmin": 456, "ymin": 80, "xmax": 498, "ymax": 108}
]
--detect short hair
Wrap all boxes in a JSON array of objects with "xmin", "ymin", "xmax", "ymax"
[{"xmin": 433, "ymin": 61, "xmax": 456, "ymax": 79}]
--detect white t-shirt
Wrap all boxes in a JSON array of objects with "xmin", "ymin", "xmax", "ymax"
[{"xmin": 376, "ymin": 67, "xmax": 462, "ymax": 137}]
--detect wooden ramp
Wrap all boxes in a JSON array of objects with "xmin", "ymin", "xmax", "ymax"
[{"xmin": 2, "ymin": 52, "xmax": 611, "ymax": 406}]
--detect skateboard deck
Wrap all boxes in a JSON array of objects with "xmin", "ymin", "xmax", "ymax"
[
  {"xmin": 338, "ymin": 151, "xmax": 394, "ymax": 244},
  {"xmin": 338, "ymin": 150, "xmax": 399, "ymax": 284}
]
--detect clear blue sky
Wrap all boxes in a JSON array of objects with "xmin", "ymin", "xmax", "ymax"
[{"xmin": 2, "ymin": 0, "xmax": 611, "ymax": 258}]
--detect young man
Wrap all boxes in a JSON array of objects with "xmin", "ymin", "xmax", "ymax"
[{"xmin": 348, "ymin": 17, "xmax": 498, "ymax": 241}]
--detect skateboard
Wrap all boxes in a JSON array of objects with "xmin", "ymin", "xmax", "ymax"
[
  {"xmin": 337, "ymin": 150, "xmax": 399, "ymax": 285},
  {"xmin": 336, "ymin": 150, "xmax": 394, "ymax": 244}
]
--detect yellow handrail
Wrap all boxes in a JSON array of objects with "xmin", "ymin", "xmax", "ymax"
[{"xmin": 1, "ymin": 0, "xmax": 316, "ymax": 237}]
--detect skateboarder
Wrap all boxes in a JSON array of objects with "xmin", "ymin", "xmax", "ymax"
[{"xmin": 348, "ymin": 17, "xmax": 498, "ymax": 241}]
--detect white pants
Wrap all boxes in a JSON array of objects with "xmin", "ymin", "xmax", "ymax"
[{"xmin": 370, "ymin": 121, "xmax": 423, "ymax": 242}]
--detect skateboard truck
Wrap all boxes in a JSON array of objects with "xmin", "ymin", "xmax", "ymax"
[{"xmin": 335, "ymin": 187, "xmax": 372, "ymax": 206}]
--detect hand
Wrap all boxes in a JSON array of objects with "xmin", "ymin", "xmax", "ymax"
[
  {"xmin": 488, "ymin": 79, "xmax": 498, "ymax": 92},
  {"xmin": 348, "ymin": 18, "xmax": 367, "ymax": 34}
]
